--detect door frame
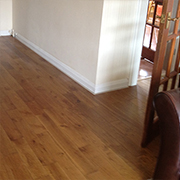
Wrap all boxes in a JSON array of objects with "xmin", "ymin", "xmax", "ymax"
[{"xmin": 142, "ymin": 0, "xmax": 180, "ymax": 146}]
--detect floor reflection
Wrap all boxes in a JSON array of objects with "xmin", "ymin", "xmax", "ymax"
[{"xmin": 138, "ymin": 59, "xmax": 153, "ymax": 80}]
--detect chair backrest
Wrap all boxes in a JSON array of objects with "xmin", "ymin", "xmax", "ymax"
[{"xmin": 153, "ymin": 88, "xmax": 180, "ymax": 180}]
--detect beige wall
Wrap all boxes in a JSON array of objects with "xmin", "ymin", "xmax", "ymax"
[
  {"xmin": 13, "ymin": 0, "xmax": 148, "ymax": 93},
  {"xmin": 96, "ymin": 0, "xmax": 148, "ymax": 86},
  {"xmin": 96, "ymin": 0, "xmax": 140, "ymax": 84},
  {"xmin": 127, "ymin": 0, "xmax": 149, "ymax": 86},
  {"xmin": 0, "ymin": 0, "xmax": 12, "ymax": 34},
  {"xmin": 13, "ymin": 0, "xmax": 103, "ymax": 84}
]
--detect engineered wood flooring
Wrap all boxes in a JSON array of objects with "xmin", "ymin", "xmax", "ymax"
[
  {"xmin": 138, "ymin": 59, "xmax": 153, "ymax": 80},
  {"xmin": 0, "ymin": 36, "xmax": 160, "ymax": 180}
]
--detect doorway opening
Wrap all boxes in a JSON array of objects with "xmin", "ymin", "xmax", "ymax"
[{"xmin": 138, "ymin": 0, "xmax": 163, "ymax": 81}]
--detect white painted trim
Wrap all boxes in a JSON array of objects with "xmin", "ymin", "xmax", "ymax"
[
  {"xmin": 0, "ymin": 30, "xmax": 11, "ymax": 36},
  {"xmin": 15, "ymin": 33, "xmax": 128, "ymax": 94},
  {"xmin": 94, "ymin": 79, "xmax": 128, "ymax": 94},
  {"xmin": 15, "ymin": 33, "xmax": 96, "ymax": 94}
]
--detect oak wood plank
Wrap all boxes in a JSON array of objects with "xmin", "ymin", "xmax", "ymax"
[
  {"xmin": 0, "ymin": 157, "xmax": 15, "ymax": 180},
  {"xmin": 3, "ymin": 152, "xmax": 34, "ymax": 180},
  {"xmin": 0, "ymin": 36, "xmax": 159, "ymax": 179},
  {"xmin": 12, "ymin": 137, "xmax": 51, "ymax": 179},
  {"xmin": 37, "ymin": 113, "xmax": 97, "ymax": 176}
]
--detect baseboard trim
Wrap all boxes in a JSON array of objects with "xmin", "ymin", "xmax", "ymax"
[
  {"xmin": 15, "ymin": 33, "xmax": 128, "ymax": 94},
  {"xmin": 0, "ymin": 30, "xmax": 11, "ymax": 36},
  {"xmin": 15, "ymin": 33, "xmax": 96, "ymax": 94},
  {"xmin": 95, "ymin": 79, "xmax": 128, "ymax": 94}
]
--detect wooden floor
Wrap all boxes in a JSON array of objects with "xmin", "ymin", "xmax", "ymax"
[
  {"xmin": 0, "ymin": 36, "xmax": 160, "ymax": 180},
  {"xmin": 138, "ymin": 59, "xmax": 153, "ymax": 80}
]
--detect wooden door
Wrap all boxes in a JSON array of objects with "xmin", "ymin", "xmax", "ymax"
[
  {"xmin": 142, "ymin": 0, "xmax": 163, "ymax": 62},
  {"xmin": 141, "ymin": 0, "xmax": 180, "ymax": 147}
]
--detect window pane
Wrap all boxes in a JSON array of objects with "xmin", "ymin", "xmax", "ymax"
[
  {"xmin": 147, "ymin": 1, "xmax": 155, "ymax": 24},
  {"xmin": 151, "ymin": 28, "xmax": 159, "ymax": 51},
  {"xmin": 170, "ymin": 36, "xmax": 179, "ymax": 71},
  {"xmin": 143, "ymin": 25, "xmax": 152, "ymax": 48},
  {"xmin": 161, "ymin": 40, "xmax": 172, "ymax": 79},
  {"xmin": 155, "ymin": 5, "xmax": 163, "ymax": 27},
  {"xmin": 169, "ymin": 0, "xmax": 179, "ymax": 35}
]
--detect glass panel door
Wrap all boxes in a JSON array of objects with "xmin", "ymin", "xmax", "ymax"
[
  {"xmin": 141, "ymin": 0, "xmax": 163, "ymax": 62},
  {"xmin": 142, "ymin": 0, "xmax": 180, "ymax": 147}
]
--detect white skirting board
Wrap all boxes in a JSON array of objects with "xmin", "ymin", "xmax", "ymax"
[
  {"xmin": 0, "ymin": 30, "xmax": 11, "ymax": 36},
  {"xmin": 94, "ymin": 79, "xmax": 128, "ymax": 94},
  {"xmin": 15, "ymin": 33, "xmax": 128, "ymax": 95}
]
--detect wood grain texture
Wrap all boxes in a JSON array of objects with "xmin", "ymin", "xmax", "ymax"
[{"xmin": 0, "ymin": 36, "xmax": 159, "ymax": 180}]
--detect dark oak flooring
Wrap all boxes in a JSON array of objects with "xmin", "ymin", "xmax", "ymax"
[{"xmin": 0, "ymin": 36, "xmax": 160, "ymax": 180}]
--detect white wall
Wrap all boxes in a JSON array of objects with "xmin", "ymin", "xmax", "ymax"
[
  {"xmin": 0, "ymin": 0, "xmax": 12, "ymax": 36},
  {"xmin": 128, "ymin": 0, "xmax": 149, "ymax": 86},
  {"xmin": 13, "ymin": 0, "xmax": 148, "ymax": 94},
  {"xmin": 13, "ymin": 0, "xmax": 103, "ymax": 84},
  {"xmin": 96, "ymin": 0, "xmax": 148, "ymax": 86},
  {"xmin": 97, "ymin": 0, "xmax": 140, "ymax": 85}
]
